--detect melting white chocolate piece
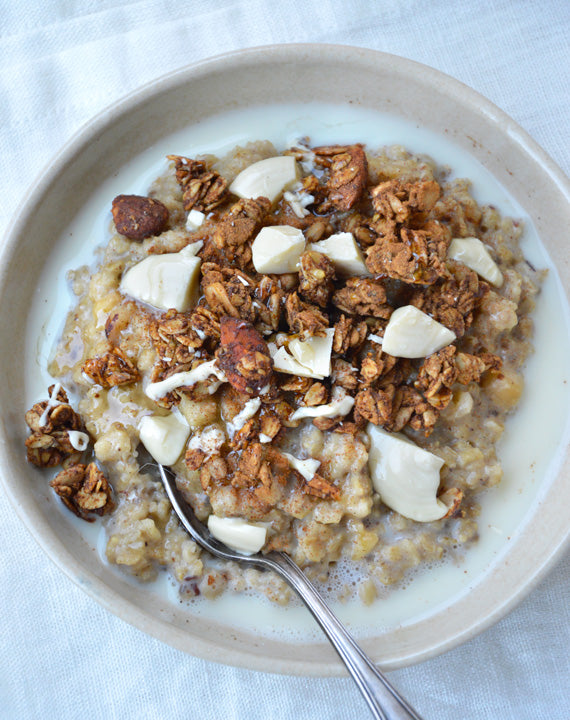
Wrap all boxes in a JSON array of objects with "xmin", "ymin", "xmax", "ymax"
[
  {"xmin": 229, "ymin": 156, "xmax": 298, "ymax": 204},
  {"xmin": 207, "ymin": 516, "xmax": 267, "ymax": 555},
  {"xmin": 139, "ymin": 411, "xmax": 190, "ymax": 466},
  {"xmin": 448, "ymin": 236, "xmax": 503, "ymax": 287},
  {"xmin": 120, "ymin": 241, "xmax": 202, "ymax": 312},
  {"xmin": 367, "ymin": 425, "xmax": 448, "ymax": 522}
]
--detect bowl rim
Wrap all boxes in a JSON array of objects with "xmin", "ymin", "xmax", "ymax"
[{"xmin": 1, "ymin": 42, "xmax": 569, "ymax": 676}]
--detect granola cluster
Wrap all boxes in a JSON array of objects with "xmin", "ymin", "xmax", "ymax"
[
  {"xmin": 28, "ymin": 141, "xmax": 516, "ymax": 549},
  {"xmin": 86, "ymin": 143, "xmax": 503, "ymax": 514},
  {"xmin": 24, "ymin": 385, "xmax": 114, "ymax": 521}
]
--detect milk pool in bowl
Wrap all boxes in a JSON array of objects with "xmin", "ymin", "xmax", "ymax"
[{"xmin": 25, "ymin": 102, "xmax": 570, "ymax": 644}]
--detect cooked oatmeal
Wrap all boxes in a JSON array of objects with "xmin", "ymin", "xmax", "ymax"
[{"xmin": 25, "ymin": 139, "xmax": 543, "ymax": 605}]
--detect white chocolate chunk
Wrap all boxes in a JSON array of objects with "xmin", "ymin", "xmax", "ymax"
[
  {"xmin": 269, "ymin": 344, "xmax": 325, "ymax": 380},
  {"xmin": 145, "ymin": 359, "xmax": 226, "ymax": 401},
  {"xmin": 281, "ymin": 452, "xmax": 321, "ymax": 481},
  {"xmin": 207, "ymin": 516, "xmax": 267, "ymax": 555},
  {"xmin": 367, "ymin": 425, "xmax": 447, "ymax": 522},
  {"xmin": 229, "ymin": 156, "xmax": 298, "ymax": 204},
  {"xmin": 290, "ymin": 388, "xmax": 354, "ymax": 421},
  {"xmin": 120, "ymin": 241, "xmax": 203, "ymax": 312},
  {"xmin": 448, "ymin": 236, "xmax": 503, "ymax": 287},
  {"xmin": 185, "ymin": 209, "xmax": 206, "ymax": 231},
  {"xmin": 139, "ymin": 411, "xmax": 190, "ymax": 466},
  {"xmin": 382, "ymin": 305, "xmax": 456, "ymax": 358},
  {"xmin": 309, "ymin": 232, "xmax": 370, "ymax": 277},
  {"xmin": 252, "ymin": 225, "xmax": 306, "ymax": 274},
  {"xmin": 288, "ymin": 328, "xmax": 334, "ymax": 378}
]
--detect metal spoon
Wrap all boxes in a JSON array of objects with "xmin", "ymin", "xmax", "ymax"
[{"xmin": 158, "ymin": 464, "xmax": 425, "ymax": 720}]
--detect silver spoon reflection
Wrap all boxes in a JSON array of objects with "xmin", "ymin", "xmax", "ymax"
[{"xmin": 158, "ymin": 463, "xmax": 425, "ymax": 720}]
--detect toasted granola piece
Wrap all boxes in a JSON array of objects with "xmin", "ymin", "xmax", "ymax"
[
  {"xmin": 454, "ymin": 351, "xmax": 502, "ymax": 385},
  {"xmin": 285, "ymin": 292, "xmax": 329, "ymax": 339},
  {"xmin": 25, "ymin": 386, "xmax": 87, "ymax": 468},
  {"xmin": 202, "ymin": 263, "xmax": 257, "ymax": 321},
  {"xmin": 332, "ymin": 277, "xmax": 392, "ymax": 319},
  {"xmin": 111, "ymin": 194, "xmax": 169, "ymax": 241},
  {"xmin": 370, "ymin": 179, "xmax": 441, "ymax": 229},
  {"xmin": 259, "ymin": 412, "xmax": 282, "ymax": 441},
  {"xmin": 82, "ymin": 347, "xmax": 140, "ymax": 387},
  {"xmin": 365, "ymin": 220, "xmax": 450, "ymax": 284},
  {"xmin": 255, "ymin": 275, "xmax": 284, "ymax": 333},
  {"xmin": 333, "ymin": 314, "xmax": 368, "ymax": 355},
  {"xmin": 216, "ymin": 317, "xmax": 273, "ymax": 395},
  {"xmin": 200, "ymin": 455, "xmax": 229, "ymax": 491},
  {"xmin": 410, "ymin": 261, "xmax": 484, "ymax": 337},
  {"xmin": 331, "ymin": 358, "xmax": 359, "ymax": 392},
  {"xmin": 298, "ymin": 251, "xmax": 336, "ymax": 308},
  {"xmin": 210, "ymin": 197, "xmax": 271, "ymax": 269},
  {"xmin": 50, "ymin": 462, "xmax": 114, "ymax": 521},
  {"xmin": 303, "ymin": 382, "xmax": 329, "ymax": 407},
  {"xmin": 354, "ymin": 387, "xmax": 393, "ymax": 426},
  {"xmin": 388, "ymin": 385, "xmax": 439, "ymax": 435},
  {"xmin": 414, "ymin": 346, "xmax": 458, "ymax": 410},
  {"xmin": 304, "ymin": 473, "xmax": 341, "ymax": 500},
  {"xmin": 359, "ymin": 347, "xmax": 399, "ymax": 386},
  {"xmin": 438, "ymin": 487, "xmax": 464, "ymax": 518},
  {"xmin": 314, "ymin": 144, "xmax": 369, "ymax": 212},
  {"xmin": 149, "ymin": 309, "xmax": 205, "ymax": 367},
  {"xmin": 167, "ymin": 155, "xmax": 228, "ymax": 212}
]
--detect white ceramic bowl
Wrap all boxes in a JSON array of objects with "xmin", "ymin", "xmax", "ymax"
[{"xmin": 1, "ymin": 44, "xmax": 569, "ymax": 675}]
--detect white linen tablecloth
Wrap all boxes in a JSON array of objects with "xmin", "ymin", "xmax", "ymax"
[{"xmin": 1, "ymin": 2, "xmax": 568, "ymax": 718}]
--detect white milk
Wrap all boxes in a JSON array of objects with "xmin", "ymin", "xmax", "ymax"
[{"xmin": 25, "ymin": 103, "xmax": 570, "ymax": 641}]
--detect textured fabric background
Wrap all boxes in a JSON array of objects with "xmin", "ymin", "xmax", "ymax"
[{"xmin": 1, "ymin": 2, "xmax": 568, "ymax": 718}]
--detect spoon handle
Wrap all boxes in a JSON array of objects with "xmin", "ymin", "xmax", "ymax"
[{"xmin": 270, "ymin": 553, "xmax": 424, "ymax": 720}]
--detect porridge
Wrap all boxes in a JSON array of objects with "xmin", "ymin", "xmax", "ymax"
[{"xmin": 24, "ymin": 139, "xmax": 543, "ymax": 605}]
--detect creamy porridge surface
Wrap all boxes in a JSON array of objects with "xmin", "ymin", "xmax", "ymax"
[{"xmin": 24, "ymin": 140, "xmax": 543, "ymax": 605}]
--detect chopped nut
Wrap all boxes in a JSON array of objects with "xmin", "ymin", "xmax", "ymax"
[
  {"xmin": 298, "ymin": 251, "xmax": 336, "ymax": 308},
  {"xmin": 111, "ymin": 194, "xmax": 169, "ymax": 241},
  {"xmin": 216, "ymin": 317, "xmax": 273, "ymax": 395},
  {"xmin": 50, "ymin": 462, "xmax": 114, "ymax": 521},
  {"xmin": 168, "ymin": 155, "xmax": 228, "ymax": 212},
  {"xmin": 82, "ymin": 347, "xmax": 140, "ymax": 387}
]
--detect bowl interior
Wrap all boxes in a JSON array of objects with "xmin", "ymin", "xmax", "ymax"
[{"xmin": 1, "ymin": 45, "xmax": 569, "ymax": 675}]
